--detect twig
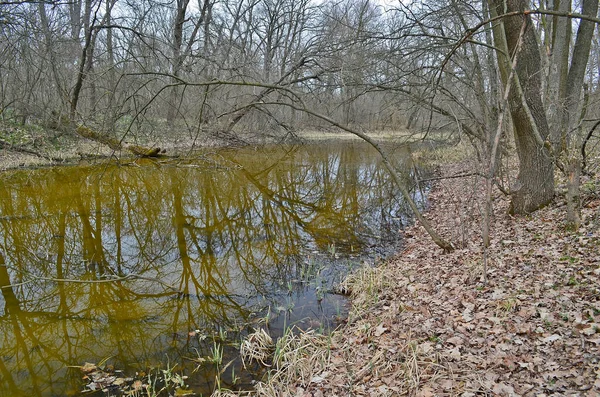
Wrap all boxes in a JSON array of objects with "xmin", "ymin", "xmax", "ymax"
[
  {"xmin": 0, "ymin": 273, "xmax": 181, "ymax": 292},
  {"xmin": 419, "ymin": 172, "xmax": 483, "ymax": 183}
]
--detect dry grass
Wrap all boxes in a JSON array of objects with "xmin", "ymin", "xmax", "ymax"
[
  {"xmin": 308, "ymin": 263, "xmax": 453, "ymax": 396},
  {"xmin": 240, "ymin": 328, "xmax": 274, "ymax": 368},
  {"xmin": 412, "ymin": 138, "xmax": 477, "ymax": 166},
  {"xmin": 339, "ymin": 263, "xmax": 400, "ymax": 321},
  {"xmin": 254, "ymin": 328, "xmax": 331, "ymax": 396},
  {"xmin": 220, "ymin": 326, "xmax": 331, "ymax": 397},
  {"xmin": 213, "ymin": 262, "xmax": 450, "ymax": 396}
]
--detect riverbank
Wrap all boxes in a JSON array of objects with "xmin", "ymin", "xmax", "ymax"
[
  {"xmin": 241, "ymin": 161, "xmax": 600, "ymax": 396},
  {"xmin": 0, "ymin": 124, "xmax": 216, "ymax": 170},
  {"xmin": 0, "ymin": 123, "xmax": 426, "ymax": 171},
  {"xmin": 3, "ymin": 124, "xmax": 598, "ymax": 396}
]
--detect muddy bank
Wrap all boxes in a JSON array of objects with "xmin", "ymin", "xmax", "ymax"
[
  {"xmin": 0, "ymin": 127, "xmax": 221, "ymax": 170},
  {"xmin": 0, "ymin": 125, "xmax": 427, "ymax": 171}
]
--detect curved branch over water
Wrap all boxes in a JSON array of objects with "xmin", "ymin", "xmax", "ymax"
[{"xmin": 256, "ymin": 101, "xmax": 455, "ymax": 252}]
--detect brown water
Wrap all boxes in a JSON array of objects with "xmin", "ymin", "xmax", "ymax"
[{"xmin": 0, "ymin": 142, "xmax": 426, "ymax": 396}]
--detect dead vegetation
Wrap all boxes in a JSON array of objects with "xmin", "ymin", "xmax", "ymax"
[
  {"xmin": 220, "ymin": 157, "xmax": 600, "ymax": 396},
  {"xmin": 212, "ymin": 327, "xmax": 331, "ymax": 397}
]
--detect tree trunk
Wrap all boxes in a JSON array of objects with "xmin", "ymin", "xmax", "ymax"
[
  {"xmin": 166, "ymin": 0, "xmax": 190, "ymax": 125},
  {"xmin": 166, "ymin": 0, "xmax": 210, "ymax": 126},
  {"xmin": 546, "ymin": 0, "xmax": 571, "ymax": 150},
  {"xmin": 490, "ymin": 0, "xmax": 555, "ymax": 214},
  {"xmin": 563, "ymin": 0, "xmax": 598, "ymax": 229},
  {"xmin": 566, "ymin": 156, "xmax": 581, "ymax": 228},
  {"xmin": 38, "ymin": 2, "xmax": 69, "ymax": 111},
  {"xmin": 563, "ymin": 0, "xmax": 599, "ymax": 142},
  {"xmin": 75, "ymin": 125, "xmax": 164, "ymax": 157}
]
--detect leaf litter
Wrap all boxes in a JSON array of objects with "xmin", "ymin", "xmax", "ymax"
[{"xmin": 277, "ymin": 162, "xmax": 600, "ymax": 397}]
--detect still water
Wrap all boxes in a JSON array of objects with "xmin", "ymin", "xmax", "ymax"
[{"xmin": 0, "ymin": 142, "xmax": 426, "ymax": 396}]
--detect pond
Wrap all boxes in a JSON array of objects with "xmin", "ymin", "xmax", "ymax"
[{"xmin": 0, "ymin": 141, "xmax": 428, "ymax": 396}]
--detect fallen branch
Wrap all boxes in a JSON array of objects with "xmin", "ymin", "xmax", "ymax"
[
  {"xmin": 0, "ymin": 273, "xmax": 181, "ymax": 293},
  {"xmin": 47, "ymin": 111, "xmax": 164, "ymax": 158},
  {"xmin": 75, "ymin": 125, "xmax": 164, "ymax": 157},
  {"xmin": 418, "ymin": 172, "xmax": 482, "ymax": 183}
]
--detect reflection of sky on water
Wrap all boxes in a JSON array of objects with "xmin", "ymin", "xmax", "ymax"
[{"xmin": 0, "ymin": 142, "xmax": 427, "ymax": 396}]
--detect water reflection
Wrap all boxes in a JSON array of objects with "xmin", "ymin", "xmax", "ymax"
[{"xmin": 0, "ymin": 142, "xmax": 425, "ymax": 396}]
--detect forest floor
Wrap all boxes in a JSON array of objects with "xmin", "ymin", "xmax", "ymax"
[{"xmin": 243, "ymin": 160, "xmax": 600, "ymax": 397}]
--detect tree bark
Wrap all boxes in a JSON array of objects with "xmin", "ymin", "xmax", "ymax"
[
  {"xmin": 563, "ymin": 0, "xmax": 598, "ymax": 141},
  {"xmin": 489, "ymin": 0, "xmax": 555, "ymax": 214},
  {"xmin": 566, "ymin": 156, "xmax": 581, "ymax": 228},
  {"xmin": 563, "ymin": 0, "xmax": 598, "ymax": 229},
  {"xmin": 547, "ymin": 0, "xmax": 571, "ymax": 150},
  {"xmin": 75, "ymin": 125, "xmax": 164, "ymax": 157},
  {"xmin": 166, "ymin": 0, "xmax": 211, "ymax": 125},
  {"xmin": 166, "ymin": 0, "xmax": 190, "ymax": 125}
]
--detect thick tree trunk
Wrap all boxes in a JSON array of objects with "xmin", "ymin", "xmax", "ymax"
[
  {"xmin": 48, "ymin": 114, "xmax": 164, "ymax": 158},
  {"xmin": 490, "ymin": 0, "xmax": 555, "ymax": 214}
]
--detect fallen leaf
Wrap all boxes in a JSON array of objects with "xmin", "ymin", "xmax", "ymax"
[
  {"xmin": 492, "ymin": 382, "xmax": 516, "ymax": 395},
  {"xmin": 80, "ymin": 362, "xmax": 97, "ymax": 373},
  {"xmin": 581, "ymin": 324, "xmax": 598, "ymax": 336},
  {"xmin": 416, "ymin": 385, "xmax": 435, "ymax": 397},
  {"xmin": 374, "ymin": 324, "xmax": 388, "ymax": 337},
  {"xmin": 541, "ymin": 334, "xmax": 561, "ymax": 343},
  {"xmin": 448, "ymin": 346, "xmax": 461, "ymax": 360},
  {"xmin": 446, "ymin": 336, "xmax": 463, "ymax": 346},
  {"xmin": 310, "ymin": 375, "xmax": 326, "ymax": 384}
]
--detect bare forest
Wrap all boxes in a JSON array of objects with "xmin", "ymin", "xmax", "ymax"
[
  {"xmin": 2, "ymin": 1, "xmax": 600, "ymax": 395},
  {"xmin": 0, "ymin": 2, "xmax": 595, "ymax": 141}
]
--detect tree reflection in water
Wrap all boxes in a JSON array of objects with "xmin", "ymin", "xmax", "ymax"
[{"xmin": 0, "ymin": 142, "xmax": 427, "ymax": 396}]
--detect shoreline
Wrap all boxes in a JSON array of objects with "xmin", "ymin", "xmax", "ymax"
[
  {"xmin": 3, "ymin": 134, "xmax": 598, "ymax": 396},
  {"xmin": 0, "ymin": 128, "xmax": 429, "ymax": 171},
  {"xmin": 247, "ymin": 161, "xmax": 600, "ymax": 396}
]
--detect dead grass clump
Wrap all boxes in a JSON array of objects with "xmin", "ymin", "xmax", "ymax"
[
  {"xmin": 211, "ymin": 390, "xmax": 253, "ymax": 397},
  {"xmin": 240, "ymin": 328, "xmax": 274, "ymax": 368},
  {"xmin": 234, "ymin": 326, "xmax": 332, "ymax": 397},
  {"xmin": 340, "ymin": 263, "xmax": 399, "ymax": 320},
  {"xmin": 211, "ymin": 391, "xmax": 252, "ymax": 397},
  {"xmin": 415, "ymin": 139, "xmax": 477, "ymax": 166},
  {"xmin": 270, "ymin": 327, "xmax": 330, "ymax": 384},
  {"xmin": 255, "ymin": 327, "xmax": 331, "ymax": 396}
]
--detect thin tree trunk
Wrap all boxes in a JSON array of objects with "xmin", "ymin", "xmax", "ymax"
[
  {"xmin": 547, "ymin": 0, "xmax": 571, "ymax": 150},
  {"xmin": 167, "ymin": 0, "xmax": 210, "ymax": 125},
  {"xmin": 560, "ymin": 0, "xmax": 597, "ymax": 228},
  {"xmin": 38, "ymin": 2, "xmax": 69, "ymax": 111},
  {"xmin": 70, "ymin": 0, "xmax": 94, "ymax": 120},
  {"xmin": 566, "ymin": 156, "xmax": 581, "ymax": 228}
]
